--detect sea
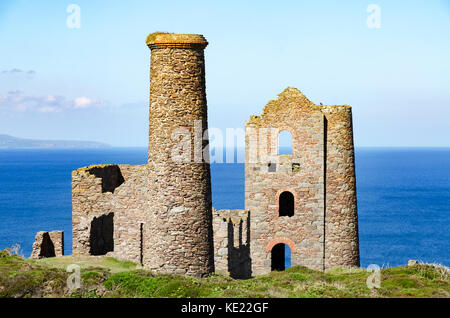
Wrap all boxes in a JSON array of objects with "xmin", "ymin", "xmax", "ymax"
[{"xmin": 0, "ymin": 147, "xmax": 449, "ymax": 268}]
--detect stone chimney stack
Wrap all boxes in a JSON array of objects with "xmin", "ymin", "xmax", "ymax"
[{"xmin": 145, "ymin": 33, "xmax": 214, "ymax": 277}]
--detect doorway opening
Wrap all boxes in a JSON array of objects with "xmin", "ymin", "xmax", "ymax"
[{"xmin": 271, "ymin": 243, "xmax": 291, "ymax": 271}]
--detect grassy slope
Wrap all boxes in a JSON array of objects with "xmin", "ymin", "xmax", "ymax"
[{"xmin": 0, "ymin": 251, "xmax": 448, "ymax": 298}]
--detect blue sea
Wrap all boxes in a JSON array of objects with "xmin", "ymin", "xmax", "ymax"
[{"xmin": 0, "ymin": 148, "xmax": 449, "ymax": 268}]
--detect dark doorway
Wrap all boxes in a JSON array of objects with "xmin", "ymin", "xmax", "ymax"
[
  {"xmin": 271, "ymin": 243, "xmax": 285, "ymax": 271},
  {"xmin": 279, "ymin": 191, "xmax": 294, "ymax": 217},
  {"xmin": 39, "ymin": 232, "xmax": 56, "ymax": 258},
  {"xmin": 271, "ymin": 243, "xmax": 292, "ymax": 271},
  {"xmin": 89, "ymin": 213, "xmax": 114, "ymax": 255}
]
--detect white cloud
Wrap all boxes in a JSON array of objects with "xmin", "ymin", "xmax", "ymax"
[
  {"xmin": 1, "ymin": 68, "xmax": 36, "ymax": 76},
  {"xmin": 74, "ymin": 96, "xmax": 92, "ymax": 108},
  {"xmin": 0, "ymin": 91, "xmax": 106, "ymax": 113}
]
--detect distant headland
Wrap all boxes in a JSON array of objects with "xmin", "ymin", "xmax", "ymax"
[{"xmin": 0, "ymin": 134, "xmax": 110, "ymax": 149}]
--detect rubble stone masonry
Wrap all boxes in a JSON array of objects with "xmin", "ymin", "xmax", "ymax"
[
  {"xmin": 71, "ymin": 33, "xmax": 214, "ymax": 278},
  {"xmin": 69, "ymin": 33, "xmax": 359, "ymax": 278},
  {"xmin": 145, "ymin": 34, "xmax": 214, "ymax": 277},
  {"xmin": 245, "ymin": 87, "xmax": 359, "ymax": 275},
  {"xmin": 30, "ymin": 230, "xmax": 64, "ymax": 259}
]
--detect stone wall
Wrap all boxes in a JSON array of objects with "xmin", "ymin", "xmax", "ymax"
[
  {"xmin": 30, "ymin": 230, "xmax": 64, "ymax": 259},
  {"xmin": 243, "ymin": 87, "xmax": 359, "ymax": 275},
  {"xmin": 72, "ymin": 164, "xmax": 145, "ymax": 257},
  {"xmin": 49, "ymin": 231, "xmax": 64, "ymax": 257},
  {"xmin": 245, "ymin": 87, "xmax": 326, "ymax": 275},
  {"xmin": 213, "ymin": 209, "xmax": 251, "ymax": 278},
  {"xmin": 110, "ymin": 165, "xmax": 149, "ymax": 264}
]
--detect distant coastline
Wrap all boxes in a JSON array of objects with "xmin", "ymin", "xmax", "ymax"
[{"xmin": 0, "ymin": 134, "xmax": 110, "ymax": 149}]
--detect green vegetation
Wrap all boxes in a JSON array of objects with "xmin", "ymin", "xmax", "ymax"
[
  {"xmin": 0, "ymin": 250, "xmax": 448, "ymax": 298},
  {"xmin": 32, "ymin": 255, "xmax": 138, "ymax": 273}
]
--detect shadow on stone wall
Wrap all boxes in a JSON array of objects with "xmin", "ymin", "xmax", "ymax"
[
  {"xmin": 88, "ymin": 165, "xmax": 125, "ymax": 193},
  {"xmin": 227, "ymin": 213, "xmax": 251, "ymax": 279},
  {"xmin": 39, "ymin": 232, "xmax": 56, "ymax": 258},
  {"xmin": 89, "ymin": 213, "xmax": 114, "ymax": 255}
]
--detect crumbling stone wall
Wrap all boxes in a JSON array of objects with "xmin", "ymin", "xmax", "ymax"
[
  {"xmin": 70, "ymin": 33, "xmax": 358, "ymax": 278},
  {"xmin": 30, "ymin": 230, "xmax": 64, "ymax": 259},
  {"xmin": 243, "ymin": 87, "xmax": 359, "ymax": 275},
  {"xmin": 109, "ymin": 165, "xmax": 149, "ymax": 264},
  {"xmin": 49, "ymin": 231, "xmax": 64, "ymax": 257},
  {"xmin": 213, "ymin": 209, "xmax": 251, "ymax": 278},
  {"xmin": 245, "ymin": 88, "xmax": 327, "ymax": 275},
  {"xmin": 72, "ymin": 164, "xmax": 145, "ymax": 257}
]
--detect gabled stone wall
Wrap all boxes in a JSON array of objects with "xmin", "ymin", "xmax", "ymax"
[
  {"xmin": 245, "ymin": 88, "xmax": 326, "ymax": 275},
  {"xmin": 243, "ymin": 87, "xmax": 359, "ymax": 275}
]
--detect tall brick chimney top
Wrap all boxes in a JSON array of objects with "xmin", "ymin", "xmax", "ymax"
[{"xmin": 146, "ymin": 32, "xmax": 208, "ymax": 49}]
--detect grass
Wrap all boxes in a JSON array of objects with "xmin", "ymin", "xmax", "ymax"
[
  {"xmin": 0, "ymin": 250, "xmax": 448, "ymax": 298},
  {"xmin": 31, "ymin": 255, "xmax": 138, "ymax": 273}
]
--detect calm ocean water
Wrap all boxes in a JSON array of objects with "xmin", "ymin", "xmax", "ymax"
[{"xmin": 0, "ymin": 148, "xmax": 448, "ymax": 268}]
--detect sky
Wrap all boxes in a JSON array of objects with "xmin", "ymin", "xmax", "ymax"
[{"xmin": 0, "ymin": 0, "xmax": 449, "ymax": 147}]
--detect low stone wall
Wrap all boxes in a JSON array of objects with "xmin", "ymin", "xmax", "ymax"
[
  {"xmin": 49, "ymin": 231, "xmax": 64, "ymax": 257},
  {"xmin": 30, "ymin": 230, "xmax": 64, "ymax": 259}
]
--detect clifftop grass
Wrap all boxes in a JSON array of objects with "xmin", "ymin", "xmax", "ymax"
[{"xmin": 0, "ymin": 251, "xmax": 448, "ymax": 298}]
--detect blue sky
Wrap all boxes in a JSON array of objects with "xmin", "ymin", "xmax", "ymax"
[{"xmin": 0, "ymin": 0, "xmax": 449, "ymax": 146}]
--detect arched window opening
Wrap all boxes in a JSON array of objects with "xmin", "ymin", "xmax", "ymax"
[
  {"xmin": 271, "ymin": 243, "xmax": 291, "ymax": 271},
  {"xmin": 278, "ymin": 130, "xmax": 293, "ymax": 155},
  {"xmin": 279, "ymin": 191, "xmax": 294, "ymax": 217}
]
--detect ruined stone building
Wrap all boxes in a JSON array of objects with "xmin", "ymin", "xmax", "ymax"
[{"xmin": 71, "ymin": 33, "xmax": 359, "ymax": 278}]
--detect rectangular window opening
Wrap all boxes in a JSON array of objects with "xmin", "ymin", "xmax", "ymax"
[{"xmin": 268, "ymin": 163, "xmax": 277, "ymax": 172}]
